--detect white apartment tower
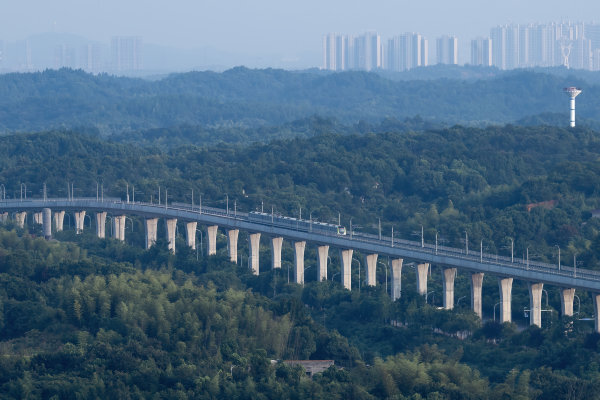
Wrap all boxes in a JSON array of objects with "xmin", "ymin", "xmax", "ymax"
[
  {"xmin": 323, "ymin": 33, "xmax": 336, "ymax": 70},
  {"xmin": 111, "ymin": 36, "xmax": 143, "ymax": 72},
  {"xmin": 354, "ymin": 32, "xmax": 382, "ymax": 71},
  {"xmin": 470, "ymin": 37, "xmax": 492, "ymax": 66},
  {"xmin": 436, "ymin": 35, "xmax": 458, "ymax": 65},
  {"xmin": 323, "ymin": 32, "xmax": 380, "ymax": 71},
  {"xmin": 386, "ymin": 33, "xmax": 428, "ymax": 71}
]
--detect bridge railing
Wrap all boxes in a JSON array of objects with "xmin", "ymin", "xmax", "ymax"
[
  {"xmin": 337, "ymin": 229, "xmax": 600, "ymax": 281},
  {"xmin": 3, "ymin": 197, "xmax": 600, "ymax": 282}
]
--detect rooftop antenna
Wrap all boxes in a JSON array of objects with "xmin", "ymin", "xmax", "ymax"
[{"xmin": 563, "ymin": 87, "xmax": 582, "ymax": 128}]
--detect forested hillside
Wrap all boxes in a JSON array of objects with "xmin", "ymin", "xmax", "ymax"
[
  {"xmin": 2, "ymin": 125, "xmax": 600, "ymax": 266},
  {"xmin": 1, "ymin": 218, "xmax": 599, "ymax": 398},
  {"xmin": 0, "ymin": 68, "xmax": 598, "ymax": 135},
  {"xmin": 3, "ymin": 125, "xmax": 600, "ymax": 397}
]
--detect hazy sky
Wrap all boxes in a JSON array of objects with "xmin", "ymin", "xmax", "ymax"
[{"xmin": 2, "ymin": 0, "xmax": 599, "ymax": 58}]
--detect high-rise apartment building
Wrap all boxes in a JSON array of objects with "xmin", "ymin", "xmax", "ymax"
[
  {"xmin": 470, "ymin": 37, "xmax": 492, "ymax": 66},
  {"xmin": 593, "ymin": 49, "xmax": 600, "ymax": 71},
  {"xmin": 54, "ymin": 44, "xmax": 77, "ymax": 69},
  {"xmin": 335, "ymin": 35, "xmax": 350, "ymax": 70},
  {"xmin": 353, "ymin": 32, "xmax": 382, "ymax": 71},
  {"xmin": 323, "ymin": 33, "xmax": 336, "ymax": 70},
  {"xmin": 490, "ymin": 26, "xmax": 507, "ymax": 69},
  {"xmin": 386, "ymin": 33, "xmax": 428, "ymax": 71},
  {"xmin": 111, "ymin": 36, "xmax": 142, "ymax": 72},
  {"xmin": 436, "ymin": 35, "xmax": 458, "ymax": 65},
  {"xmin": 323, "ymin": 32, "xmax": 381, "ymax": 71},
  {"xmin": 81, "ymin": 44, "xmax": 104, "ymax": 73},
  {"xmin": 570, "ymin": 36, "xmax": 592, "ymax": 70}
]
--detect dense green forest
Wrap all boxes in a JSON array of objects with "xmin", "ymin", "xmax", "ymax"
[
  {"xmin": 2, "ymin": 125, "xmax": 600, "ymax": 269},
  {"xmin": 0, "ymin": 68, "xmax": 598, "ymax": 135},
  {"xmin": 1, "ymin": 221, "xmax": 600, "ymax": 399},
  {"xmin": 3, "ymin": 124, "xmax": 600, "ymax": 397}
]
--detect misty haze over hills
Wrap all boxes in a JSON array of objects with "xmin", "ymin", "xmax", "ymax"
[{"xmin": 0, "ymin": 33, "xmax": 321, "ymax": 75}]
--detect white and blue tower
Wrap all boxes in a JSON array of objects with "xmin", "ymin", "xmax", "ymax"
[{"xmin": 563, "ymin": 87, "xmax": 582, "ymax": 128}]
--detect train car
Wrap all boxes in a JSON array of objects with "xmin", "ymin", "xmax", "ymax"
[{"xmin": 247, "ymin": 211, "xmax": 346, "ymax": 235}]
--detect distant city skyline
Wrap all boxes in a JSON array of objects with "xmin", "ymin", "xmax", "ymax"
[
  {"xmin": 323, "ymin": 22, "xmax": 600, "ymax": 72},
  {"xmin": 0, "ymin": 0, "xmax": 597, "ymax": 71}
]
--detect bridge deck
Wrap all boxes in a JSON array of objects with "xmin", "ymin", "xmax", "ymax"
[{"xmin": 2, "ymin": 198, "xmax": 599, "ymax": 292}]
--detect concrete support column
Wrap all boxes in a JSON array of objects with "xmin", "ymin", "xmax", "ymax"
[
  {"xmin": 271, "ymin": 237, "xmax": 283, "ymax": 269},
  {"xmin": 54, "ymin": 211, "xmax": 65, "ymax": 232},
  {"xmin": 42, "ymin": 208, "xmax": 52, "ymax": 239},
  {"xmin": 227, "ymin": 229, "xmax": 239, "ymax": 263},
  {"xmin": 249, "ymin": 233, "xmax": 261, "ymax": 275},
  {"xmin": 15, "ymin": 212, "xmax": 26, "ymax": 228},
  {"xmin": 561, "ymin": 288, "xmax": 575, "ymax": 317},
  {"xmin": 594, "ymin": 295, "xmax": 600, "ymax": 333},
  {"xmin": 113, "ymin": 215, "xmax": 126, "ymax": 241},
  {"xmin": 33, "ymin": 212, "xmax": 42, "ymax": 225},
  {"xmin": 365, "ymin": 254, "xmax": 378, "ymax": 286},
  {"xmin": 294, "ymin": 241, "xmax": 306, "ymax": 284},
  {"xmin": 317, "ymin": 245, "xmax": 329, "ymax": 281},
  {"xmin": 391, "ymin": 258, "xmax": 403, "ymax": 301},
  {"xmin": 471, "ymin": 273, "xmax": 484, "ymax": 319},
  {"xmin": 185, "ymin": 222, "xmax": 197, "ymax": 249},
  {"xmin": 95, "ymin": 212, "xmax": 107, "ymax": 239},
  {"xmin": 206, "ymin": 225, "xmax": 218, "ymax": 256},
  {"xmin": 0, "ymin": 212, "xmax": 8, "ymax": 223},
  {"xmin": 74, "ymin": 211, "xmax": 86, "ymax": 234},
  {"xmin": 499, "ymin": 277, "xmax": 513, "ymax": 323},
  {"xmin": 145, "ymin": 218, "xmax": 158, "ymax": 249},
  {"xmin": 340, "ymin": 249, "xmax": 353, "ymax": 290},
  {"xmin": 165, "ymin": 218, "xmax": 177, "ymax": 253},
  {"xmin": 528, "ymin": 283, "xmax": 544, "ymax": 327},
  {"xmin": 442, "ymin": 268, "xmax": 457, "ymax": 310},
  {"xmin": 416, "ymin": 263, "xmax": 429, "ymax": 295}
]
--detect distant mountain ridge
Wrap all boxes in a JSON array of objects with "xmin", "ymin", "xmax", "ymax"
[{"xmin": 0, "ymin": 67, "xmax": 597, "ymax": 136}]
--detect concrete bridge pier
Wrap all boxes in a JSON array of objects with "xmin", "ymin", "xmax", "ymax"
[
  {"xmin": 54, "ymin": 211, "xmax": 65, "ymax": 231},
  {"xmin": 227, "ymin": 229, "xmax": 239, "ymax": 263},
  {"xmin": 206, "ymin": 225, "xmax": 218, "ymax": 256},
  {"xmin": 594, "ymin": 295, "xmax": 600, "ymax": 333},
  {"xmin": 442, "ymin": 268, "xmax": 457, "ymax": 310},
  {"xmin": 340, "ymin": 249, "xmax": 353, "ymax": 290},
  {"xmin": 166, "ymin": 218, "xmax": 177, "ymax": 253},
  {"xmin": 560, "ymin": 288, "xmax": 575, "ymax": 317},
  {"xmin": 145, "ymin": 218, "xmax": 158, "ymax": 249},
  {"xmin": 95, "ymin": 212, "xmax": 107, "ymax": 239},
  {"xmin": 499, "ymin": 277, "xmax": 513, "ymax": 323},
  {"xmin": 528, "ymin": 283, "xmax": 544, "ymax": 327},
  {"xmin": 33, "ymin": 212, "xmax": 42, "ymax": 225},
  {"xmin": 42, "ymin": 208, "xmax": 52, "ymax": 239},
  {"xmin": 317, "ymin": 245, "xmax": 329, "ymax": 281},
  {"xmin": 391, "ymin": 258, "xmax": 403, "ymax": 301},
  {"xmin": 271, "ymin": 237, "xmax": 283, "ymax": 269},
  {"xmin": 185, "ymin": 222, "xmax": 197, "ymax": 249},
  {"xmin": 15, "ymin": 212, "xmax": 26, "ymax": 228},
  {"xmin": 294, "ymin": 241, "xmax": 306, "ymax": 284},
  {"xmin": 249, "ymin": 233, "xmax": 261, "ymax": 275},
  {"xmin": 416, "ymin": 263, "xmax": 429, "ymax": 296},
  {"xmin": 113, "ymin": 215, "xmax": 126, "ymax": 241},
  {"xmin": 0, "ymin": 212, "xmax": 7, "ymax": 223},
  {"xmin": 365, "ymin": 254, "xmax": 378, "ymax": 286},
  {"xmin": 471, "ymin": 273, "xmax": 484, "ymax": 319},
  {"xmin": 74, "ymin": 211, "xmax": 86, "ymax": 234}
]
